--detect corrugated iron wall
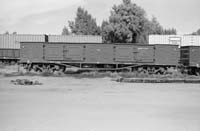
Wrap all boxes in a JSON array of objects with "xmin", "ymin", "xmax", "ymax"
[
  {"xmin": 149, "ymin": 35, "xmax": 200, "ymax": 46},
  {"xmin": 181, "ymin": 35, "xmax": 200, "ymax": 46},
  {"xmin": 0, "ymin": 34, "xmax": 46, "ymax": 49},
  {"xmin": 48, "ymin": 35, "xmax": 102, "ymax": 43},
  {"xmin": 0, "ymin": 34, "xmax": 103, "ymax": 49}
]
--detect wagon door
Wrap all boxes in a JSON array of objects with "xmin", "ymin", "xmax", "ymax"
[
  {"xmin": 44, "ymin": 44, "xmax": 63, "ymax": 60},
  {"xmin": 63, "ymin": 44, "xmax": 84, "ymax": 61},
  {"xmin": 99, "ymin": 45, "xmax": 113, "ymax": 63},
  {"xmin": 85, "ymin": 44, "xmax": 113, "ymax": 63},
  {"xmin": 114, "ymin": 45, "xmax": 134, "ymax": 62},
  {"xmin": 134, "ymin": 46, "xmax": 154, "ymax": 63},
  {"xmin": 154, "ymin": 45, "xmax": 179, "ymax": 65},
  {"xmin": 20, "ymin": 42, "xmax": 44, "ymax": 62}
]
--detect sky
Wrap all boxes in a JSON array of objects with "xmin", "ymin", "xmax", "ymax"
[{"xmin": 0, "ymin": 0, "xmax": 200, "ymax": 35}]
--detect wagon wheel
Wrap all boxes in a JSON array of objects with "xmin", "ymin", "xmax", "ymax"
[
  {"xmin": 32, "ymin": 65, "xmax": 43, "ymax": 73},
  {"xmin": 41, "ymin": 65, "xmax": 50, "ymax": 73},
  {"xmin": 150, "ymin": 67, "xmax": 157, "ymax": 74},
  {"xmin": 156, "ymin": 67, "xmax": 164, "ymax": 75},
  {"xmin": 196, "ymin": 71, "xmax": 200, "ymax": 76},
  {"xmin": 55, "ymin": 65, "xmax": 66, "ymax": 75},
  {"xmin": 147, "ymin": 67, "xmax": 156, "ymax": 75},
  {"xmin": 137, "ymin": 67, "xmax": 144, "ymax": 73},
  {"xmin": 154, "ymin": 68, "xmax": 160, "ymax": 75},
  {"xmin": 24, "ymin": 64, "xmax": 32, "ymax": 72},
  {"xmin": 58, "ymin": 68, "xmax": 65, "ymax": 75},
  {"xmin": 162, "ymin": 68, "xmax": 168, "ymax": 75}
]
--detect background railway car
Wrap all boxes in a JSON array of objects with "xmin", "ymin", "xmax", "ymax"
[
  {"xmin": 0, "ymin": 34, "xmax": 47, "ymax": 49},
  {"xmin": 48, "ymin": 35, "xmax": 102, "ymax": 43},
  {"xmin": 149, "ymin": 35, "xmax": 200, "ymax": 47},
  {"xmin": 149, "ymin": 35, "xmax": 181, "ymax": 46},
  {"xmin": 0, "ymin": 34, "xmax": 47, "ymax": 64},
  {"xmin": 180, "ymin": 46, "xmax": 200, "ymax": 75},
  {"xmin": 0, "ymin": 49, "xmax": 20, "ymax": 64},
  {"xmin": 180, "ymin": 46, "xmax": 200, "ymax": 67}
]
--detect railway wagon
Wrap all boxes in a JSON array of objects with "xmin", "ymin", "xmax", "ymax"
[
  {"xmin": 180, "ymin": 46, "xmax": 200, "ymax": 74},
  {"xmin": 20, "ymin": 42, "xmax": 179, "ymax": 73},
  {"xmin": 0, "ymin": 49, "xmax": 20, "ymax": 64},
  {"xmin": 0, "ymin": 34, "xmax": 47, "ymax": 64}
]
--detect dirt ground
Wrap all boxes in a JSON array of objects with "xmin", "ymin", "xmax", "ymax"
[{"xmin": 0, "ymin": 74, "xmax": 200, "ymax": 131}]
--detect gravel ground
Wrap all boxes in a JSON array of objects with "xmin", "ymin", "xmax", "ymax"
[{"xmin": 0, "ymin": 75, "xmax": 200, "ymax": 131}]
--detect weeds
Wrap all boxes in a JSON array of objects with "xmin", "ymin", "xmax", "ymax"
[{"xmin": 2, "ymin": 66, "xmax": 200, "ymax": 80}]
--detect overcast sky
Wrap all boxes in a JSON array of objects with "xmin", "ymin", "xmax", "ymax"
[{"xmin": 0, "ymin": 0, "xmax": 200, "ymax": 35}]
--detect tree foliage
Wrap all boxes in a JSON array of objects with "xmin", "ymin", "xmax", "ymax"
[
  {"xmin": 65, "ymin": 0, "xmax": 177, "ymax": 43},
  {"xmin": 147, "ymin": 17, "xmax": 163, "ymax": 35},
  {"xmin": 13, "ymin": 32, "xmax": 17, "ymax": 35},
  {"xmin": 62, "ymin": 26, "xmax": 69, "ymax": 35},
  {"xmin": 101, "ymin": 0, "xmax": 177, "ymax": 44},
  {"xmin": 163, "ymin": 28, "xmax": 177, "ymax": 35},
  {"xmin": 143, "ymin": 17, "xmax": 176, "ymax": 35},
  {"xmin": 68, "ymin": 7, "xmax": 100, "ymax": 35},
  {"xmin": 3, "ymin": 31, "xmax": 18, "ymax": 35},
  {"xmin": 191, "ymin": 28, "xmax": 200, "ymax": 35},
  {"xmin": 137, "ymin": 17, "xmax": 163, "ymax": 43},
  {"xmin": 4, "ymin": 31, "xmax": 9, "ymax": 35},
  {"xmin": 102, "ymin": 0, "xmax": 147, "ymax": 43}
]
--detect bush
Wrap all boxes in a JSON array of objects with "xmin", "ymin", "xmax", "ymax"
[
  {"xmin": 72, "ymin": 71, "xmax": 115, "ymax": 78},
  {"xmin": 40, "ymin": 71, "xmax": 54, "ymax": 77}
]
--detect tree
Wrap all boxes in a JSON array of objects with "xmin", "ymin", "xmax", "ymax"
[
  {"xmin": 191, "ymin": 28, "xmax": 200, "ymax": 35},
  {"xmin": 102, "ymin": 0, "xmax": 148, "ymax": 43},
  {"xmin": 3, "ymin": 31, "xmax": 18, "ymax": 35},
  {"xmin": 137, "ymin": 17, "xmax": 163, "ymax": 44},
  {"xmin": 68, "ymin": 7, "xmax": 101, "ymax": 35},
  {"xmin": 163, "ymin": 28, "xmax": 177, "ymax": 35},
  {"xmin": 197, "ymin": 29, "xmax": 200, "ymax": 35},
  {"xmin": 148, "ymin": 17, "xmax": 163, "ymax": 35},
  {"xmin": 101, "ymin": 20, "xmax": 114, "ymax": 43},
  {"xmin": 62, "ymin": 26, "xmax": 69, "ymax": 35},
  {"xmin": 4, "ymin": 31, "xmax": 9, "ymax": 34},
  {"xmin": 101, "ymin": 0, "xmax": 178, "ymax": 43}
]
